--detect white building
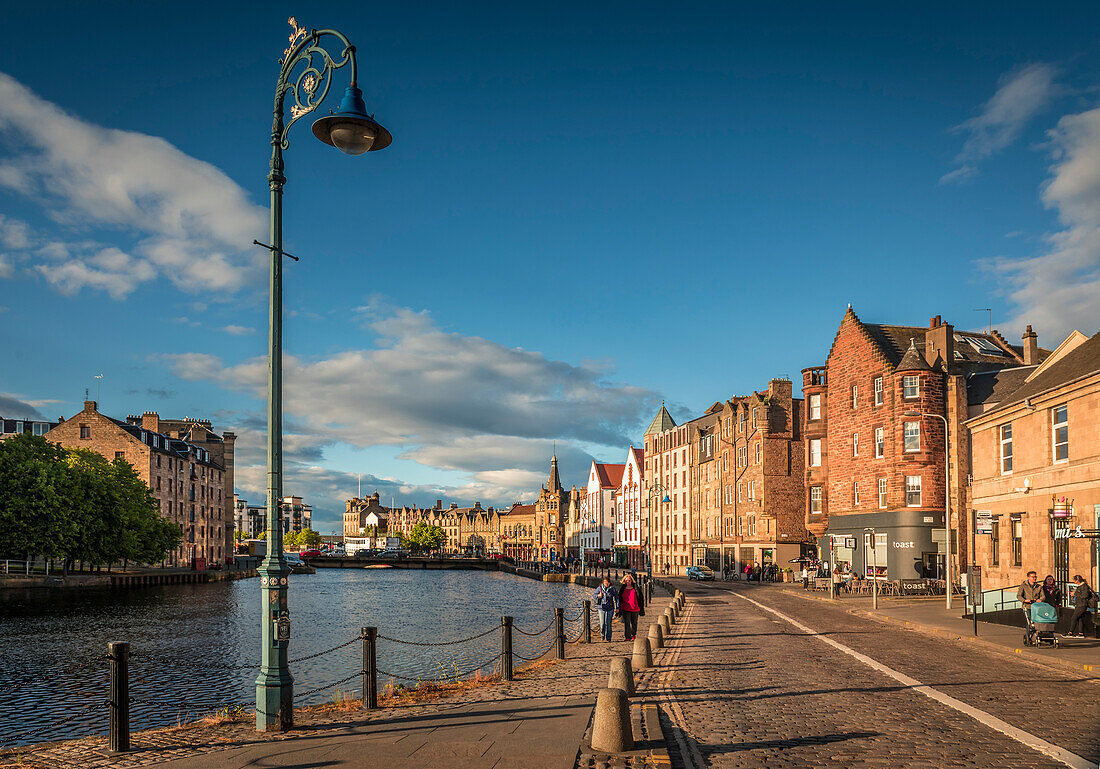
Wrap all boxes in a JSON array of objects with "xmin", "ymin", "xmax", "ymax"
[
  {"xmin": 233, "ymin": 494, "xmax": 267, "ymax": 538},
  {"xmin": 581, "ymin": 461, "xmax": 624, "ymax": 561},
  {"xmin": 616, "ymin": 447, "xmax": 646, "ymax": 569}
]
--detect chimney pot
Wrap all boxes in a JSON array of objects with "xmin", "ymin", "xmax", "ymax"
[{"xmin": 1022, "ymin": 325, "xmax": 1039, "ymax": 365}]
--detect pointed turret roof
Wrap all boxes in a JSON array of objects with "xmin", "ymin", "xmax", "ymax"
[
  {"xmin": 895, "ymin": 338, "xmax": 933, "ymax": 372},
  {"xmin": 644, "ymin": 403, "xmax": 676, "ymax": 436},
  {"xmin": 547, "ymin": 454, "xmax": 561, "ymax": 492}
]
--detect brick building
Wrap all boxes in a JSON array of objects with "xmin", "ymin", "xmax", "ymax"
[
  {"xmin": 45, "ymin": 402, "xmax": 235, "ymax": 567},
  {"xmin": 967, "ymin": 329, "xmax": 1100, "ymax": 592},
  {"xmin": 711, "ymin": 379, "xmax": 810, "ymax": 575},
  {"xmin": 803, "ymin": 307, "xmax": 1048, "ymax": 582}
]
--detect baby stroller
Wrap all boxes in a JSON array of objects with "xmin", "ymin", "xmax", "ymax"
[{"xmin": 1023, "ymin": 601, "xmax": 1059, "ymax": 647}]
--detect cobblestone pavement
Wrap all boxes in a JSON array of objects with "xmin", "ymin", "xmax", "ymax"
[
  {"xmin": 654, "ymin": 581, "xmax": 1099, "ymax": 769},
  {"xmin": 1, "ymin": 595, "xmax": 672, "ymax": 769}
]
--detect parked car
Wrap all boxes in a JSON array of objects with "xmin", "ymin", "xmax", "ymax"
[
  {"xmin": 299, "ymin": 549, "xmax": 322, "ymax": 558},
  {"xmin": 686, "ymin": 565, "xmax": 715, "ymax": 581},
  {"xmin": 283, "ymin": 552, "xmax": 305, "ymax": 567},
  {"xmin": 326, "ymin": 547, "xmax": 347, "ymax": 557}
]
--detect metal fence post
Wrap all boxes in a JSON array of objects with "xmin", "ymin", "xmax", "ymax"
[
  {"xmin": 502, "ymin": 616, "xmax": 513, "ymax": 681},
  {"xmin": 362, "ymin": 627, "xmax": 377, "ymax": 709},
  {"xmin": 583, "ymin": 600, "xmax": 592, "ymax": 643},
  {"xmin": 555, "ymin": 607, "xmax": 565, "ymax": 659},
  {"xmin": 108, "ymin": 641, "xmax": 130, "ymax": 754}
]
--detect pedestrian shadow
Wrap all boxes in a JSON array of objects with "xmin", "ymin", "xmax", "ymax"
[{"xmin": 703, "ymin": 730, "xmax": 881, "ymax": 753}]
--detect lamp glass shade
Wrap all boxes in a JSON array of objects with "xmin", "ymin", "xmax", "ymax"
[
  {"xmin": 662, "ymin": 495, "xmax": 671, "ymax": 504},
  {"xmin": 311, "ymin": 86, "xmax": 392, "ymax": 154}
]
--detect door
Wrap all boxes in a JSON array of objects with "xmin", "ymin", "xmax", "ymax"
[{"xmin": 923, "ymin": 553, "xmax": 945, "ymax": 580}]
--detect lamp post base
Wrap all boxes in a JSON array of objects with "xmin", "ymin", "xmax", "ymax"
[{"xmin": 256, "ymin": 679, "xmax": 294, "ymax": 731}]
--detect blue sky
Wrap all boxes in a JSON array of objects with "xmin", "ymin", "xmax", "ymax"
[{"xmin": 2, "ymin": 2, "xmax": 1099, "ymax": 533}]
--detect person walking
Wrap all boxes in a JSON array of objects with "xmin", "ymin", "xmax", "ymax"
[
  {"xmin": 617, "ymin": 573, "xmax": 645, "ymax": 641},
  {"xmin": 1017, "ymin": 570, "xmax": 1043, "ymax": 623},
  {"xmin": 1068, "ymin": 575, "xmax": 1095, "ymax": 638},
  {"xmin": 593, "ymin": 576, "xmax": 619, "ymax": 642},
  {"xmin": 1041, "ymin": 574, "xmax": 1064, "ymax": 610}
]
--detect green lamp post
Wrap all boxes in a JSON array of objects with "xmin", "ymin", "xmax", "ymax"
[{"xmin": 256, "ymin": 17, "xmax": 390, "ymax": 732}]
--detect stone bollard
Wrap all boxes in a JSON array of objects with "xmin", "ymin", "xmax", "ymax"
[
  {"xmin": 631, "ymin": 635, "xmax": 653, "ymax": 670},
  {"xmin": 608, "ymin": 656, "xmax": 635, "ymax": 696},
  {"xmin": 591, "ymin": 687, "xmax": 633, "ymax": 753},
  {"xmin": 658, "ymin": 613, "xmax": 671, "ymax": 636},
  {"xmin": 666, "ymin": 604, "xmax": 678, "ymax": 624},
  {"xmin": 647, "ymin": 621, "xmax": 664, "ymax": 649}
]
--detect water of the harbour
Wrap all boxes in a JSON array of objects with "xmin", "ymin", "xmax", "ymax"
[{"xmin": 0, "ymin": 569, "xmax": 594, "ymax": 747}]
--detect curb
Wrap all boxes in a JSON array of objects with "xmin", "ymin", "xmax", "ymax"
[{"xmin": 780, "ymin": 589, "xmax": 1098, "ymax": 678}]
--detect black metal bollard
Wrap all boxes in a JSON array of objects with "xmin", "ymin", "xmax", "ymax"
[
  {"xmin": 502, "ymin": 616, "xmax": 513, "ymax": 681},
  {"xmin": 555, "ymin": 607, "xmax": 565, "ymax": 659},
  {"xmin": 362, "ymin": 627, "xmax": 377, "ymax": 709},
  {"xmin": 108, "ymin": 641, "xmax": 130, "ymax": 754},
  {"xmin": 583, "ymin": 600, "xmax": 592, "ymax": 644}
]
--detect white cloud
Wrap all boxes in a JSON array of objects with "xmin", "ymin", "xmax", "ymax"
[
  {"xmin": 0, "ymin": 254, "xmax": 12, "ymax": 280},
  {"xmin": 991, "ymin": 106, "xmax": 1100, "ymax": 338},
  {"xmin": 36, "ymin": 247, "xmax": 156, "ymax": 299},
  {"xmin": 0, "ymin": 72, "xmax": 266, "ymax": 297},
  {"xmin": 0, "ymin": 214, "xmax": 29, "ymax": 249},
  {"xmin": 161, "ymin": 305, "xmax": 656, "ymax": 528},
  {"xmin": 942, "ymin": 63, "xmax": 1060, "ymax": 184},
  {"xmin": 222, "ymin": 324, "xmax": 257, "ymax": 336}
]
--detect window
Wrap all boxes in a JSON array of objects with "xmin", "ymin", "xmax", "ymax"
[
  {"xmin": 874, "ymin": 377, "xmax": 883, "ymax": 406},
  {"xmin": 810, "ymin": 487, "xmax": 822, "ymax": 514},
  {"xmin": 748, "ymin": 481, "xmax": 756, "ymax": 501},
  {"xmin": 80, "ymin": 425, "xmax": 90, "ymax": 439},
  {"xmin": 754, "ymin": 442, "xmax": 761, "ymax": 464},
  {"xmin": 738, "ymin": 446, "xmax": 746, "ymax": 467},
  {"xmin": 904, "ymin": 421, "xmax": 921, "ymax": 452},
  {"xmin": 903, "ymin": 375, "xmax": 920, "ymax": 399},
  {"xmin": 114, "ymin": 451, "xmax": 124, "ymax": 459},
  {"xmin": 959, "ymin": 334, "xmax": 1005, "ymax": 356},
  {"xmin": 851, "ymin": 386, "xmax": 858, "ymax": 409},
  {"xmin": 809, "ymin": 394, "xmax": 822, "ymax": 420},
  {"xmin": 1012, "ymin": 516, "xmax": 1022, "ymax": 566},
  {"xmin": 853, "ymin": 481, "xmax": 860, "ymax": 505},
  {"xmin": 738, "ymin": 483, "xmax": 743, "ymax": 503},
  {"xmin": 1052, "ymin": 405, "xmax": 1068, "ymax": 462},
  {"xmin": 874, "ymin": 427, "xmax": 884, "ymax": 458},
  {"xmin": 878, "ymin": 478, "xmax": 887, "ymax": 509},
  {"xmin": 752, "ymin": 407, "xmax": 758, "ymax": 424},
  {"xmin": 852, "ymin": 433, "xmax": 859, "ymax": 457},
  {"xmin": 905, "ymin": 476, "xmax": 921, "ymax": 507},
  {"xmin": 1000, "ymin": 423, "xmax": 1013, "ymax": 474},
  {"xmin": 991, "ymin": 519, "xmax": 1000, "ymax": 566},
  {"xmin": 809, "ymin": 439, "xmax": 822, "ymax": 467},
  {"xmin": 739, "ymin": 411, "xmax": 747, "ymax": 432}
]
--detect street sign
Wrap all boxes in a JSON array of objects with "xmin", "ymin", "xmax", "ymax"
[{"xmin": 975, "ymin": 510, "xmax": 993, "ymax": 535}]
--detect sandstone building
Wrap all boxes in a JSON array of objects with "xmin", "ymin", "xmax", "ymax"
[
  {"xmin": 46, "ymin": 402, "xmax": 235, "ymax": 567},
  {"xmin": 802, "ymin": 307, "xmax": 1048, "ymax": 582},
  {"xmin": 967, "ymin": 329, "xmax": 1100, "ymax": 592}
]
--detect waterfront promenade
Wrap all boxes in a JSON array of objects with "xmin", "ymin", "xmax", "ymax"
[{"xmin": 7, "ymin": 581, "xmax": 1099, "ymax": 769}]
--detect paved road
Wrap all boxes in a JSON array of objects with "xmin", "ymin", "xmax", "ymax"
[{"xmin": 655, "ymin": 581, "xmax": 1099, "ymax": 769}]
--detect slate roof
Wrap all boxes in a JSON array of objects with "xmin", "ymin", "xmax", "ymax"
[
  {"xmin": 986, "ymin": 331, "xmax": 1100, "ymax": 411},
  {"xmin": 966, "ymin": 366, "xmax": 1038, "ymax": 407},
  {"xmin": 108, "ymin": 415, "xmax": 222, "ymax": 468},
  {"xmin": 895, "ymin": 338, "xmax": 933, "ymax": 372},
  {"xmin": 630, "ymin": 447, "xmax": 645, "ymax": 470}
]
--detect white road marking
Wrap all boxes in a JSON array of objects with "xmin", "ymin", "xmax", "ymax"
[{"xmin": 734, "ymin": 591, "xmax": 1097, "ymax": 769}]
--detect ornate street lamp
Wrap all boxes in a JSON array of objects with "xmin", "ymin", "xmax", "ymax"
[{"xmin": 256, "ymin": 17, "xmax": 390, "ymax": 732}]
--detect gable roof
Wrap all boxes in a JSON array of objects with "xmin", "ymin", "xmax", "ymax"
[
  {"xmin": 986, "ymin": 331, "xmax": 1100, "ymax": 412},
  {"xmin": 644, "ymin": 404, "xmax": 676, "ymax": 436},
  {"xmin": 630, "ymin": 446, "xmax": 644, "ymax": 469},
  {"xmin": 593, "ymin": 462, "xmax": 626, "ymax": 488}
]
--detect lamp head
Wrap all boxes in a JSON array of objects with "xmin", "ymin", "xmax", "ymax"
[
  {"xmin": 662, "ymin": 495, "xmax": 671, "ymax": 505},
  {"xmin": 312, "ymin": 86, "xmax": 392, "ymax": 155},
  {"xmin": 903, "ymin": 410, "xmax": 920, "ymax": 417}
]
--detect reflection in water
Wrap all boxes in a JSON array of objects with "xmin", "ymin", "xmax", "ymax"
[{"xmin": 0, "ymin": 569, "xmax": 591, "ymax": 746}]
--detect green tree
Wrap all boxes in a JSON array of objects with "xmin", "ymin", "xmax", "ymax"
[
  {"xmin": 297, "ymin": 528, "xmax": 322, "ymax": 549},
  {"xmin": 0, "ymin": 434, "xmax": 72, "ymax": 563},
  {"xmin": 405, "ymin": 522, "xmax": 446, "ymax": 554},
  {"xmin": 283, "ymin": 530, "xmax": 300, "ymax": 551}
]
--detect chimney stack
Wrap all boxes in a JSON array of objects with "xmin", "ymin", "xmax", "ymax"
[
  {"xmin": 141, "ymin": 411, "xmax": 160, "ymax": 433},
  {"xmin": 1022, "ymin": 325, "xmax": 1039, "ymax": 365}
]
